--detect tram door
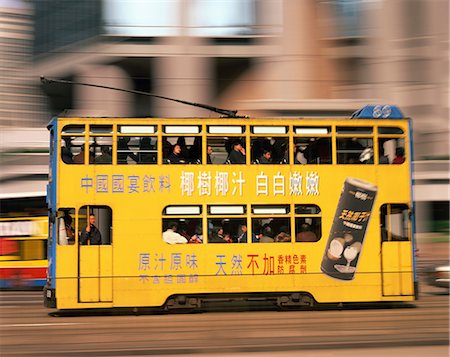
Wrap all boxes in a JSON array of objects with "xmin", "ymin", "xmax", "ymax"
[
  {"xmin": 78, "ymin": 206, "xmax": 113, "ymax": 303},
  {"xmin": 380, "ymin": 204, "xmax": 414, "ymax": 296}
]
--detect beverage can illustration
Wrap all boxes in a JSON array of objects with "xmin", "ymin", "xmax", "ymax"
[{"xmin": 321, "ymin": 177, "xmax": 377, "ymax": 280}]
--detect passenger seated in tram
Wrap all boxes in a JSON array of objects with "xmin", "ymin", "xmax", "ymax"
[
  {"xmin": 209, "ymin": 227, "xmax": 232, "ymax": 243},
  {"xmin": 95, "ymin": 145, "xmax": 112, "ymax": 164},
  {"xmin": 228, "ymin": 141, "xmax": 246, "ymax": 164},
  {"xmin": 256, "ymin": 149, "xmax": 272, "ymax": 164},
  {"xmin": 168, "ymin": 144, "xmax": 186, "ymax": 164},
  {"xmin": 163, "ymin": 222, "xmax": 188, "ymax": 244},
  {"xmin": 296, "ymin": 223, "xmax": 318, "ymax": 242},
  {"xmin": 260, "ymin": 226, "xmax": 275, "ymax": 243}
]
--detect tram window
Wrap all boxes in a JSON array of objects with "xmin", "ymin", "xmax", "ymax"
[
  {"xmin": 206, "ymin": 205, "xmax": 246, "ymax": 243},
  {"xmin": 380, "ymin": 204, "xmax": 410, "ymax": 241},
  {"xmin": 295, "ymin": 218, "xmax": 321, "ymax": 242},
  {"xmin": 378, "ymin": 127, "xmax": 404, "ymax": 135},
  {"xmin": 119, "ymin": 125, "xmax": 156, "ymax": 134},
  {"xmin": 295, "ymin": 127, "xmax": 331, "ymax": 135},
  {"xmin": 293, "ymin": 137, "xmax": 331, "ymax": 164},
  {"xmin": 117, "ymin": 136, "xmax": 157, "ymax": 165},
  {"xmin": 89, "ymin": 125, "xmax": 113, "ymax": 134},
  {"xmin": 162, "ymin": 218, "xmax": 203, "ymax": 244},
  {"xmin": 378, "ymin": 138, "xmax": 405, "ymax": 164},
  {"xmin": 90, "ymin": 136, "xmax": 112, "ymax": 165},
  {"xmin": 295, "ymin": 205, "xmax": 321, "ymax": 214},
  {"xmin": 337, "ymin": 137, "xmax": 374, "ymax": 164},
  {"xmin": 251, "ymin": 217, "xmax": 291, "ymax": 243},
  {"xmin": 294, "ymin": 204, "xmax": 321, "ymax": 242},
  {"xmin": 336, "ymin": 126, "xmax": 373, "ymax": 135},
  {"xmin": 207, "ymin": 136, "xmax": 246, "ymax": 164},
  {"xmin": 163, "ymin": 136, "xmax": 201, "ymax": 164},
  {"xmin": 251, "ymin": 137, "xmax": 289, "ymax": 164},
  {"xmin": 78, "ymin": 206, "xmax": 112, "ymax": 245},
  {"xmin": 62, "ymin": 125, "xmax": 85, "ymax": 134},
  {"xmin": 57, "ymin": 208, "xmax": 75, "ymax": 245},
  {"xmin": 208, "ymin": 126, "xmax": 245, "ymax": 134},
  {"xmin": 164, "ymin": 126, "xmax": 201, "ymax": 134},
  {"xmin": 207, "ymin": 218, "xmax": 246, "ymax": 243},
  {"xmin": 61, "ymin": 135, "xmax": 84, "ymax": 164}
]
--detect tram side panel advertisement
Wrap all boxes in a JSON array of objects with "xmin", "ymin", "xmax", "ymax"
[{"xmin": 321, "ymin": 177, "xmax": 378, "ymax": 280}]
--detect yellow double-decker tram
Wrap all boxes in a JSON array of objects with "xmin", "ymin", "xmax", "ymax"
[{"xmin": 44, "ymin": 104, "xmax": 417, "ymax": 310}]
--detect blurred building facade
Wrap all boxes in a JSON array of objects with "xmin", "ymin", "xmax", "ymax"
[{"xmin": 1, "ymin": 0, "xmax": 448, "ymax": 233}]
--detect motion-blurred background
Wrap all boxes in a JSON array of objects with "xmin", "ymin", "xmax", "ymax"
[{"xmin": 0, "ymin": 0, "xmax": 448, "ymax": 250}]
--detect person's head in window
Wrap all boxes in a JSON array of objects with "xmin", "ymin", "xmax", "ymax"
[
  {"xmin": 233, "ymin": 141, "xmax": 244, "ymax": 153},
  {"xmin": 168, "ymin": 144, "xmax": 185, "ymax": 163},
  {"xmin": 166, "ymin": 222, "xmax": 178, "ymax": 232},
  {"xmin": 259, "ymin": 149, "xmax": 272, "ymax": 164},
  {"xmin": 228, "ymin": 140, "xmax": 246, "ymax": 164},
  {"xmin": 207, "ymin": 145, "xmax": 213, "ymax": 164}
]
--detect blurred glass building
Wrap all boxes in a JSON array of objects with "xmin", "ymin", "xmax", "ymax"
[{"xmin": 1, "ymin": 0, "xmax": 448, "ymax": 236}]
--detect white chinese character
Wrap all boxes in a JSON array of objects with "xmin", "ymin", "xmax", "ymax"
[
  {"xmin": 273, "ymin": 172, "xmax": 285, "ymax": 196},
  {"xmin": 256, "ymin": 171, "xmax": 269, "ymax": 196},
  {"xmin": 180, "ymin": 171, "xmax": 195, "ymax": 196},
  {"xmin": 290, "ymin": 172, "xmax": 303, "ymax": 196},
  {"xmin": 305, "ymin": 171, "xmax": 319, "ymax": 195},
  {"xmin": 215, "ymin": 172, "xmax": 229, "ymax": 196},
  {"xmin": 197, "ymin": 171, "xmax": 212, "ymax": 196},
  {"xmin": 232, "ymin": 171, "xmax": 246, "ymax": 196}
]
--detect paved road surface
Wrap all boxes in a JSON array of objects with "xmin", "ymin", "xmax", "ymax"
[{"xmin": 0, "ymin": 287, "xmax": 448, "ymax": 357}]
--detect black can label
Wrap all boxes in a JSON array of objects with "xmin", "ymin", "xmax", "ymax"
[{"xmin": 321, "ymin": 177, "xmax": 377, "ymax": 280}]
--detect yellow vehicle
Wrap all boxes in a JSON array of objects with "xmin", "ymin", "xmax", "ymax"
[
  {"xmin": 0, "ymin": 194, "xmax": 48, "ymax": 288},
  {"xmin": 44, "ymin": 105, "xmax": 417, "ymax": 310}
]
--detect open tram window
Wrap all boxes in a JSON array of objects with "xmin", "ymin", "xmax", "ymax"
[
  {"xmin": 251, "ymin": 205, "xmax": 291, "ymax": 243},
  {"xmin": 61, "ymin": 124, "xmax": 85, "ymax": 164},
  {"xmin": 57, "ymin": 208, "xmax": 75, "ymax": 245},
  {"xmin": 78, "ymin": 206, "xmax": 112, "ymax": 245},
  {"xmin": 251, "ymin": 138, "xmax": 289, "ymax": 164},
  {"xmin": 162, "ymin": 205, "xmax": 202, "ymax": 244},
  {"xmin": 380, "ymin": 204, "xmax": 410, "ymax": 241},
  {"xmin": 118, "ymin": 126, "xmax": 158, "ymax": 164},
  {"xmin": 206, "ymin": 205, "xmax": 246, "ymax": 243},
  {"xmin": 294, "ymin": 127, "xmax": 331, "ymax": 164},
  {"xmin": 89, "ymin": 125, "xmax": 113, "ymax": 165},
  {"xmin": 207, "ymin": 126, "xmax": 246, "ymax": 164},
  {"xmin": 163, "ymin": 136, "xmax": 201, "ymax": 164},
  {"xmin": 294, "ymin": 204, "xmax": 321, "ymax": 242},
  {"xmin": 336, "ymin": 127, "xmax": 374, "ymax": 164},
  {"xmin": 378, "ymin": 127, "xmax": 405, "ymax": 164}
]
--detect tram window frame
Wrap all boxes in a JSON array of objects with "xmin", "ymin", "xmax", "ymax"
[
  {"xmin": 293, "ymin": 127, "xmax": 332, "ymax": 165},
  {"xmin": 78, "ymin": 206, "xmax": 112, "ymax": 245},
  {"xmin": 162, "ymin": 135, "xmax": 202, "ymax": 164},
  {"xmin": 380, "ymin": 204, "xmax": 410, "ymax": 241},
  {"xmin": 57, "ymin": 208, "xmax": 76, "ymax": 246},
  {"xmin": 117, "ymin": 135, "xmax": 158, "ymax": 165},
  {"xmin": 378, "ymin": 135, "xmax": 405, "ymax": 165},
  {"xmin": 162, "ymin": 205, "xmax": 203, "ymax": 244},
  {"xmin": 90, "ymin": 136, "xmax": 113, "ymax": 165},
  {"xmin": 251, "ymin": 205, "xmax": 291, "ymax": 243},
  {"xmin": 61, "ymin": 124, "xmax": 86, "ymax": 164},
  {"xmin": 250, "ymin": 134, "xmax": 289, "ymax": 164},
  {"xmin": 336, "ymin": 126, "xmax": 374, "ymax": 165},
  {"xmin": 207, "ymin": 135, "xmax": 246, "ymax": 165},
  {"xmin": 207, "ymin": 205, "xmax": 247, "ymax": 243},
  {"xmin": 294, "ymin": 204, "xmax": 322, "ymax": 242}
]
